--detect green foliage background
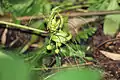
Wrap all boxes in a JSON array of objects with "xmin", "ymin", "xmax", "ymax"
[{"xmin": 0, "ymin": 0, "xmax": 120, "ymax": 80}]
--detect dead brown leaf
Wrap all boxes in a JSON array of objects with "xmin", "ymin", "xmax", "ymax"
[{"xmin": 100, "ymin": 50, "xmax": 120, "ymax": 60}]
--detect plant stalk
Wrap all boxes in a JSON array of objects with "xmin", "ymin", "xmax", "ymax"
[{"xmin": 0, "ymin": 21, "xmax": 48, "ymax": 34}]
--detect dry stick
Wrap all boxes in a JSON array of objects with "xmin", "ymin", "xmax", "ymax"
[
  {"xmin": 32, "ymin": 62, "xmax": 93, "ymax": 70},
  {"xmin": 63, "ymin": 10, "xmax": 120, "ymax": 17},
  {"xmin": 1, "ymin": 10, "xmax": 120, "ymax": 22},
  {"xmin": 96, "ymin": 38, "xmax": 120, "ymax": 49},
  {"xmin": 16, "ymin": 10, "xmax": 120, "ymax": 21},
  {"xmin": 102, "ymin": 60, "xmax": 120, "ymax": 65}
]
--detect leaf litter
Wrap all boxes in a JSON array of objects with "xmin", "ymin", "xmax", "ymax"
[{"xmin": 91, "ymin": 24, "xmax": 120, "ymax": 79}]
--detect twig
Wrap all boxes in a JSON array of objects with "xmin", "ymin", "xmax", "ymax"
[
  {"xmin": 32, "ymin": 62, "xmax": 93, "ymax": 70},
  {"xmin": 1, "ymin": 10, "xmax": 120, "ymax": 22},
  {"xmin": 12, "ymin": 10, "xmax": 120, "ymax": 21},
  {"xmin": 62, "ymin": 10, "xmax": 120, "ymax": 17},
  {"xmin": 18, "ymin": 10, "xmax": 120, "ymax": 21},
  {"xmin": 96, "ymin": 38, "xmax": 120, "ymax": 49},
  {"xmin": 101, "ymin": 60, "xmax": 120, "ymax": 64}
]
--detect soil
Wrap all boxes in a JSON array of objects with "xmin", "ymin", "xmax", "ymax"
[{"xmin": 91, "ymin": 24, "xmax": 120, "ymax": 80}]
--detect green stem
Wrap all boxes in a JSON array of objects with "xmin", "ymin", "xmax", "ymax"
[
  {"xmin": 0, "ymin": 21, "xmax": 47, "ymax": 34},
  {"xmin": 60, "ymin": 4, "xmax": 89, "ymax": 12},
  {"xmin": 58, "ymin": 12, "xmax": 64, "ymax": 29}
]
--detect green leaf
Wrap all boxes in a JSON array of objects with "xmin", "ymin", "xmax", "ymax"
[
  {"xmin": 9, "ymin": 0, "xmax": 34, "ymax": 16},
  {"xmin": 104, "ymin": 0, "xmax": 120, "ymax": 35},
  {"xmin": 104, "ymin": 17, "xmax": 120, "ymax": 35},
  {"xmin": 5, "ymin": 0, "xmax": 51, "ymax": 16},
  {"xmin": 88, "ymin": 0, "xmax": 109, "ymax": 11},
  {"xmin": 30, "ymin": 20, "xmax": 45, "ymax": 30},
  {"xmin": 0, "ymin": 6, "xmax": 4, "ymax": 16},
  {"xmin": 47, "ymin": 45, "xmax": 53, "ymax": 50},
  {"xmin": 55, "ymin": 49, "xmax": 59, "ymax": 54},
  {"xmin": 43, "ymin": 2, "xmax": 51, "ymax": 14},
  {"xmin": 0, "ymin": 51, "xmax": 31, "ymax": 80},
  {"xmin": 25, "ymin": 0, "xmax": 43, "ymax": 16},
  {"xmin": 85, "ymin": 57, "xmax": 94, "ymax": 61},
  {"xmin": 107, "ymin": 0, "xmax": 119, "ymax": 10},
  {"xmin": 98, "ymin": 0, "xmax": 109, "ymax": 10},
  {"xmin": 55, "ymin": 56, "xmax": 61, "ymax": 66},
  {"xmin": 45, "ymin": 67, "xmax": 101, "ymax": 80},
  {"xmin": 87, "ymin": 0, "xmax": 98, "ymax": 3},
  {"xmin": 51, "ymin": 31, "xmax": 70, "ymax": 43}
]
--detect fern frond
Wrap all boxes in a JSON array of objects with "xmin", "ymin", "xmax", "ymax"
[{"xmin": 74, "ymin": 27, "xmax": 96, "ymax": 42}]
